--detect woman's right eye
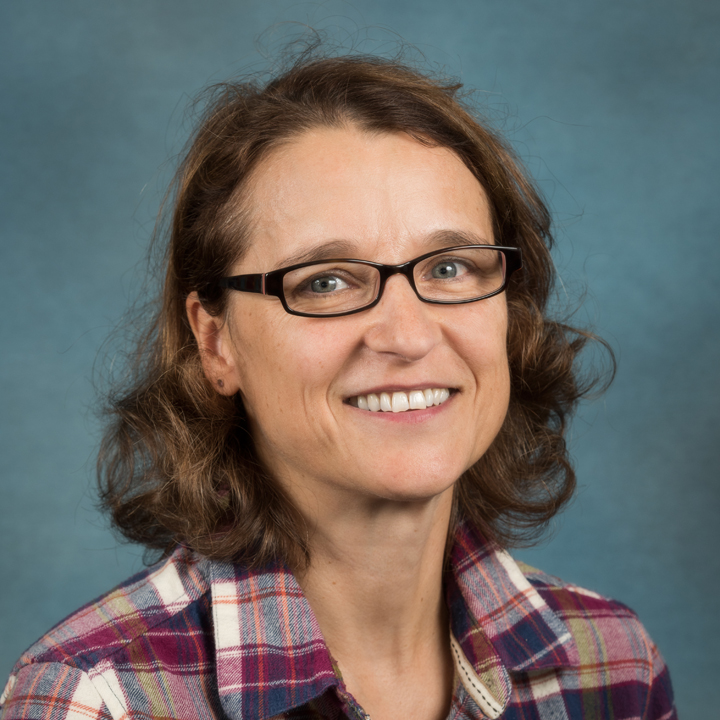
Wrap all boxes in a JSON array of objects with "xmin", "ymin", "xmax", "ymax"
[
  {"xmin": 286, "ymin": 264, "xmax": 371, "ymax": 300},
  {"xmin": 307, "ymin": 275, "xmax": 350, "ymax": 294}
]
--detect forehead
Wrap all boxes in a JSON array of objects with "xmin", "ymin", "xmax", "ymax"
[{"xmin": 237, "ymin": 125, "xmax": 494, "ymax": 271}]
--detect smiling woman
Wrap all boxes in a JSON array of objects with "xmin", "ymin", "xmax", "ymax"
[
  {"xmin": 187, "ymin": 128, "xmax": 513, "ymax": 520},
  {"xmin": 0, "ymin": 56, "xmax": 676, "ymax": 720}
]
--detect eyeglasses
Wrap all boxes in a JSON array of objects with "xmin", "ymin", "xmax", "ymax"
[{"xmin": 214, "ymin": 245, "xmax": 522, "ymax": 318}]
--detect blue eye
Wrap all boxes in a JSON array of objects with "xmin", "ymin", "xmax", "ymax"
[
  {"xmin": 310, "ymin": 275, "xmax": 349, "ymax": 293},
  {"xmin": 431, "ymin": 261, "xmax": 466, "ymax": 279}
]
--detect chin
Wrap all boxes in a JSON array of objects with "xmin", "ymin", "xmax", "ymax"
[
  {"xmin": 374, "ymin": 486, "xmax": 455, "ymax": 505},
  {"xmin": 358, "ymin": 464, "xmax": 462, "ymax": 503}
]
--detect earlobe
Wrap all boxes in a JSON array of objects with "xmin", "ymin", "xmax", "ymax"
[{"xmin": 185, "ymin": 292, "xmax": 242, "ymax": 395}]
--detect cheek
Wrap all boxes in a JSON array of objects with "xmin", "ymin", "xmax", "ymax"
[
  {"xmin": 231, "ymin": 312, "xmax": 349, "ymax": 423},
  {"xmin": 458, "ymin": 300, "xmax": 510, "ymax": 416},
  {"xmin": 459, "ymin": 296, "xmax": 508, "ymax": 365},
  {"xmin": 486, "ymin": 305, "xmax": 511, "ymax": 402},
  {"xmin": 232, "ymin": 318, "xmax": 357, "ymax": 478},
  {"xmin": 474, "ymin": 343, "xmax": 510, "ymax": 422},
  {"xmin": 227, "ymin": 309, "xmax": 291, "ymax": 419}
]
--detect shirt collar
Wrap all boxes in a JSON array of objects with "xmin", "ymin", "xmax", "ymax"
[
  {"xmin": 445, "ymin": 522, "xmax": 579, "ymax": 717},
  {"xmin": 209, "ymin": 523, "xmax": 578, "ymax": 720},
  {"xmin": 209, "ymin": 559, "xmax": 340, "ymax": 719}
]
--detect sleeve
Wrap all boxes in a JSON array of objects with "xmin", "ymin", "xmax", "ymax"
[
  {"xmin": 0, "ymin": 662, "xmax": 112, "ymax": 720},
  {"xmin": 644, "ymin": 641, "xmax": 677, "ymax": 720}
]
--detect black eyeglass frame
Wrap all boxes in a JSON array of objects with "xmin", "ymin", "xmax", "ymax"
[{"xmin": 214, "ymin": 244, "xmax": 523, "ymax": 318}]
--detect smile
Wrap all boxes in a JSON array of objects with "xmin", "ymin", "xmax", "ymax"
[{"xmin": 348, "ymin": 388, "xmax": 452, "ymax": 413}]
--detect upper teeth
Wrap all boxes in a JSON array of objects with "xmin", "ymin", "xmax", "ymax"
[{"xmin": 350, "ymin": 388, "xmax": 451, "ymax": 413}]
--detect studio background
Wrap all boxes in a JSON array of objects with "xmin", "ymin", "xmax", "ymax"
[{"xmin": 1, "ymin": 1, "xmax": 718, "ymax": 717}]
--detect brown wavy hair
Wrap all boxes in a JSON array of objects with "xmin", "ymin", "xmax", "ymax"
[{"xmin": 97, "ymin": 54, "xmax": 613, "ymax": 569}]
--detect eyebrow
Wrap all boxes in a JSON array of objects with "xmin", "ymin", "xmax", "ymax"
[
  {"xmin": 427, "ymin": 229, "xmax": 493, "ymax": 248},
  {"xmin": 272, "ymin": 230, "xmax": 493, "ymax": 270},
  {"xmin": 271, "ymin": 240, "xmax": 359, "ymax": 270}
]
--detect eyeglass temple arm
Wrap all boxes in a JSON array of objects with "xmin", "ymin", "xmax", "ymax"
[
  {"xmin": 506, "ymin": 248, "xmax": 523, "ymax": 276},
  {"xmin": 219, "ymin": 274, "xmax": 266, "ymax": 294}
]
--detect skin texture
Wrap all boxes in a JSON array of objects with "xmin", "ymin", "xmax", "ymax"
[{"xmin": 187, "ymin": 126, "xmax": 511, "ymax": 720}]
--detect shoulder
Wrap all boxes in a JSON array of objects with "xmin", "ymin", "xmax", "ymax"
[
  {"xmin": 516, "ymin": 560, "xmax": 661, "ymax": 662},
  {"xmin": 0, "ymin": 547, "xmax": 214, "ymax": 720},
  {"xmin": 514, "ymin": 561, "xmax": 677, "ymax": 720},
  {"xmin": 517, "ymin": 560, "xmax": 641, "ymax": 622},
  {"xmin": 11, "ymin": 546, "xmax": 210, "ymax": 671}
]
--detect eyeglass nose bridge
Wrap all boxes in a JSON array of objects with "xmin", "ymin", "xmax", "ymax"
[{"xmin": 371, "ymin": 258, "xmax": 423, "ymax": 307}]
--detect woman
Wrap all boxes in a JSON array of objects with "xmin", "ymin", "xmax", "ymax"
[{"xmin": 0, "ymin": 56, "xmax": 676, "ymax": 720}]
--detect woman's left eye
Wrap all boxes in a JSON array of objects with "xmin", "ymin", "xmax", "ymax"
[{"xmin": 429, "ymin": 260, "xmax": 469, "ymax": 279}]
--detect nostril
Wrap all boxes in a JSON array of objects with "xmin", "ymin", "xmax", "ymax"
[{"xmin": 364, "ymin": 277, "xmax": 442, "ymax": 361}]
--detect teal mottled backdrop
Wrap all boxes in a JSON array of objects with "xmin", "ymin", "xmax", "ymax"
[{"xmin": 1, "ymin": 1, "xmax": 718, "ymax": 717}]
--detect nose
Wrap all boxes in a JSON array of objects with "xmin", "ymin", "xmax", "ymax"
[{"xmin": 363, "ymin": 273, "xmax": 442, "ymax": 361}]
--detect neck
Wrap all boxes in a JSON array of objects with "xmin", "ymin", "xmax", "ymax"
[
  {"xmin": 298, "ymin": 492, "xmax": 452, "ymax": 647},
  {"xmin": 292, "ymin": 486, "xmax": 455, "ymax": 719}
]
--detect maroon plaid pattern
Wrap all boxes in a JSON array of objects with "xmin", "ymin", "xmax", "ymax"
[{"xmin": 1, "ymin": 524, "xmax": 676, "ymax": 719}]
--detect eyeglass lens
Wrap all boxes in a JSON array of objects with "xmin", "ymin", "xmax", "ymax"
[{"xmin": 281, "ymin": 247, "xmax": 506, "ymax": 315}]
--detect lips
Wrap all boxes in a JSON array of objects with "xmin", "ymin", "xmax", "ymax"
[{"xmin": 348, "ymin": 387, "xmax": 452, "ymax": 413}]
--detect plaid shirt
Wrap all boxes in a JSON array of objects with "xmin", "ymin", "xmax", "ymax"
[{"xmin": 1, "ymin": 523, "xmax": 676, "ymax": 720}]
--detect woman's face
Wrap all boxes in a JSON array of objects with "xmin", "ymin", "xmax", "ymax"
[{"xmin": 200, "ymin": 126, "xmax": 510, "ymax": 505}]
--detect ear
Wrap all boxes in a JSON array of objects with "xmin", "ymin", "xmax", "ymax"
[{"xmin": 186, "ymin": 292, "xmax": 242, "ymax": 395}]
